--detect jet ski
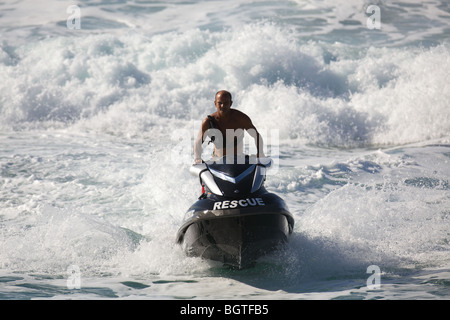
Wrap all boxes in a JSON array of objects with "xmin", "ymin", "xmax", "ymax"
[{"xmin": 176, "ymin": 155, "xmax": 294, "ymax": 269}]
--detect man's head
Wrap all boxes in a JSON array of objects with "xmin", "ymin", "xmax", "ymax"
[{"xmin": 214, "ymin": 90, "xmax": 233, "ymax": 114}]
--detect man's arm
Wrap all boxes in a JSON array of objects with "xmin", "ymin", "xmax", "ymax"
[
  {"xmin": 193, "ymin": 118, "xmax": 209, "ymax": 164},
  {"xmin": 247, "ymin": 124, "xmax": 265, "ymax": 157},
  {"xmin": 240, "ymin": 112, "xmax": 265, "ymax": 157}
]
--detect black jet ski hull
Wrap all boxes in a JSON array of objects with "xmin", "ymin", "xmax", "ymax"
[{"xmin": 176, "ymin": 191, "xmax": 294, "ymax": 269}]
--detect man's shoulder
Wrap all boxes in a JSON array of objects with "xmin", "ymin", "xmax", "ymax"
[
  {"xmin": 231, "ymin": 109, "xmax": 252, "ymax": 125},
  {"xmin": 201, "ymin": 113, "xmax": 219, "ymax": 130},
  {"xmin": 231, "ymin": 109, "xmax": 250, "ymax": 118},
  {"xmin": 203, "ymin": 112, "xmax": 216, "ymax": 121}
]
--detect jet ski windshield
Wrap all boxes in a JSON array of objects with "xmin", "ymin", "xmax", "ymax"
[{"xmin": 196, "ymin": 155, "xmax": 272, "ymax": 197}]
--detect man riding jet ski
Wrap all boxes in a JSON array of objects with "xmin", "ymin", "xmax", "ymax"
[{"xmin": 176, "ymin": 91, "xmax": 293, "ymax": 268}]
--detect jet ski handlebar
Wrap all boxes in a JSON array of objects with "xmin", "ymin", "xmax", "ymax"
[{"xmin": 190, "ymin": 156, "xmax": 273, "ymax": 177}]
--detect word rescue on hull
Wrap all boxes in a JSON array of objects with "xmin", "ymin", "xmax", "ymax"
[{"xmin": 212, "ymin": 197, "xmax": 265, "ymax": 210}]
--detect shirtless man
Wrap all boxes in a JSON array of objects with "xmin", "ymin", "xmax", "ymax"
[{"xmin": 193, "ymin": 90, "xmax": 265, "ymax": 164}]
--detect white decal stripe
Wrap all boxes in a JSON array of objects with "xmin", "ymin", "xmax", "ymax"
[{"xmin": 209, "ymin": 165, "xmax": 256, "ymax": 184}]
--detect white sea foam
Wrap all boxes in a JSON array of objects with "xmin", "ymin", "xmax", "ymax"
[{"xmin": 1, "ymin": 23, "xmax": 449, "ymax": 147}]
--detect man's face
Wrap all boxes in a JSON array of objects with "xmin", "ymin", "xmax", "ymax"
[{"xmin": 214, "ymin": 93, "xmax": 232, "ymax": 114}]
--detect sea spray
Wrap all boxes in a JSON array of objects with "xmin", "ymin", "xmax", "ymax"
[{"xmin": 1, "ymin": 24, "xmax": 448, "ymax": 146}]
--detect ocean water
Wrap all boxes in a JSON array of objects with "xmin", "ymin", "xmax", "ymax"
[{"xmin": 0, "ymin": 0, "xmax": 449, "ymax": 301}]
